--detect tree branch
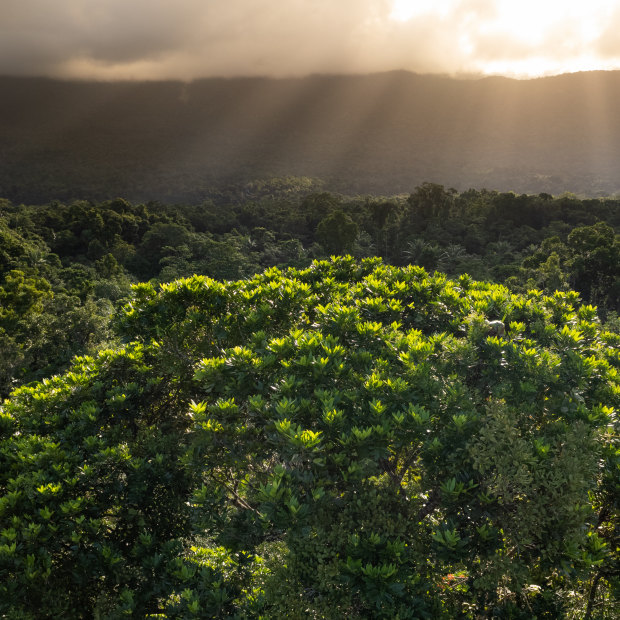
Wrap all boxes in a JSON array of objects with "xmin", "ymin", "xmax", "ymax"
[
  {"xmin": 584, "ymin": 570, "xmax": 602, "ymax": 620},
  {"xmin": 416, "ymin": 489, "xmax": 440, "ymax": 522}
]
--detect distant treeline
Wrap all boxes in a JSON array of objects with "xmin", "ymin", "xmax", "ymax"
[
  {"xmin": 3, "ymin": 71, "xmax": 620, "ymax": 202},
  {"xmin": 1, "ymin": 180, "xmax": 619, "ymax": 397}
]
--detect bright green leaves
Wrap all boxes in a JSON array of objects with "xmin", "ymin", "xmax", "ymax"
[
  {"xmin": 0, "ymin": 337, "xmax": 201, "ymax": 618},
  {"xmin": 432, "ymin": 527, "xmax": 462, "ymax": 551},
  {"xmin": 408, "ymin": 404, "xmax": 430, "ymax": 426},
  {"xmin": 1, "ymin": 257, "xmax": 619, "ymax": 617},
  {"xmin": 440, "ymin": 477, "xmax": 477, "ymax": 500},
  {"xmin": 275, "ymin": 419, "xmax": 322, "ymax": 450},
  {"xmin": 322, "ymin": 406, "xmax": 344, "ymax": 426},
  {"xmin": 0, "ymin": 269, "xmax": 52, "ymax": 324},
  {"xmin": 36, "ymin": 482, "xmax": 62, "ymax": 496},
  {"xmin": 182, "ymin": 258, "xmax": 619, "ymax": 611},
  {"xmin": 193, "ymin": 357, "xmax": 226, "ymax": 391},
  {"xmin": 557, "ymin": 324, "xmax": 585, "ymax": 350},
  {"xmin": 188, "ymin": 399, "xmax": 207, "ymax": 419}
]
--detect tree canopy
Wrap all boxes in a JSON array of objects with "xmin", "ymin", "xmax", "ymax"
[{"xmin": 1, "ymin": 257, "xmax": 618, "ymax": 618}]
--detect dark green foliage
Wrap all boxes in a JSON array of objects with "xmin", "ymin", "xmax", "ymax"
[
  {"xmin": 0, "ymin": 343, "xmax": 214, "ymax": 617},
  {"xmin": 1, "ymin": 186, "xmax": 619, "ymax": 399},
  {"xmin": 316, "ymin": 210, "xmax": 359, "ymax": 254},
  {"xmin": 517, "ymin": 222, "xmax": 620, "ymax": 314},
  {"xmin": 2, "ymin": 258, "xmax": 618, "ymax": 617},
  {"xmin": 0, "ymin": 211, "xmax": 127, "ymax": 398}
]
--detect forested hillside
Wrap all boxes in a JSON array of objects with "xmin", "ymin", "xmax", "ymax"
[
  {"xmin": 3, "ymin": 71, "xmax": 620, "ymax": 202},
  {"xmin": 1, "ymin": 183, "xmax": 619, "ymax": 617}
]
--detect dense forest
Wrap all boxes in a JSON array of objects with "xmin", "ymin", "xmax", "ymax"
[
  {"xmin": 1, "ymin": 180, "xmax": 619, "ymax": 399},
  {"xmin": 3, "ymin": 71, "xmax": 620, "ymax": 203},
  {"xmin": 1, "ymin": 181, "xmax": 619, "ymax": 617}
]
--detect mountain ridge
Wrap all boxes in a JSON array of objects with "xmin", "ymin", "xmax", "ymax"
[{"xmin": 2, "ymin": 70, "xmax": 620, "ymax": 202}]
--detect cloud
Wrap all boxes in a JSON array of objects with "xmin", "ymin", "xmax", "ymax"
[
  {"xmin": 596, "ymin": 5, "xmax": 620, "ymax": 59},
  {"xmin": 0, "ymin": 0, "xmax": 619, "ymax": 80}
]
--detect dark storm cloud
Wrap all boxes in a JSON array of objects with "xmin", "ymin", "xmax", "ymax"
[
  {"xmin": 1, "ymin": 0, "xmax": 619, "ymax": 80},
  {"xmin": 0, "ymin": 0, "xmax": 211, "ymax": 76}
]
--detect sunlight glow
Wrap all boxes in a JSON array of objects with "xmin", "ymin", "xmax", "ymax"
[
  {"xmin": 389, "ymin": 0, "xmax": 620, "ymax": 77},
  {"xmin": 486, "ymin": 0, "xmax": 611, "ymax": 47},
  {"xmin": 478, "ymin": 55, "xmax": 620, "ymax": 79},
  {"xmin": 390, "ymin": 0, "xmax": 453, "ymax": 21}
]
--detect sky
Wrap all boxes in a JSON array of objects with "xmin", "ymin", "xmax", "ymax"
[{"xmin": 1, "ymin": 0, "xmax": 620, "ymax": 81}]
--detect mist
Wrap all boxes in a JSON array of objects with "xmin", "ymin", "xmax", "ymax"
[{"xmin": 2, "ymin": 0, "xmax": 620, "ymax": 80}]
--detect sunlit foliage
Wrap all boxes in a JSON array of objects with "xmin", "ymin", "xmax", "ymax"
[{"xmin": 1, "ymin": 257, "xmax": 618, "ymax": 618}]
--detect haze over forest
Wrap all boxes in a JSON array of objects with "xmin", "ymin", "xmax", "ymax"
[
  {"xmin": 3, "ymin": 1, "xmax": 620, "ymax": 201},
  {"xmin": 1, "ymin": 70, "xmax": 620, "ymax": 203}
]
